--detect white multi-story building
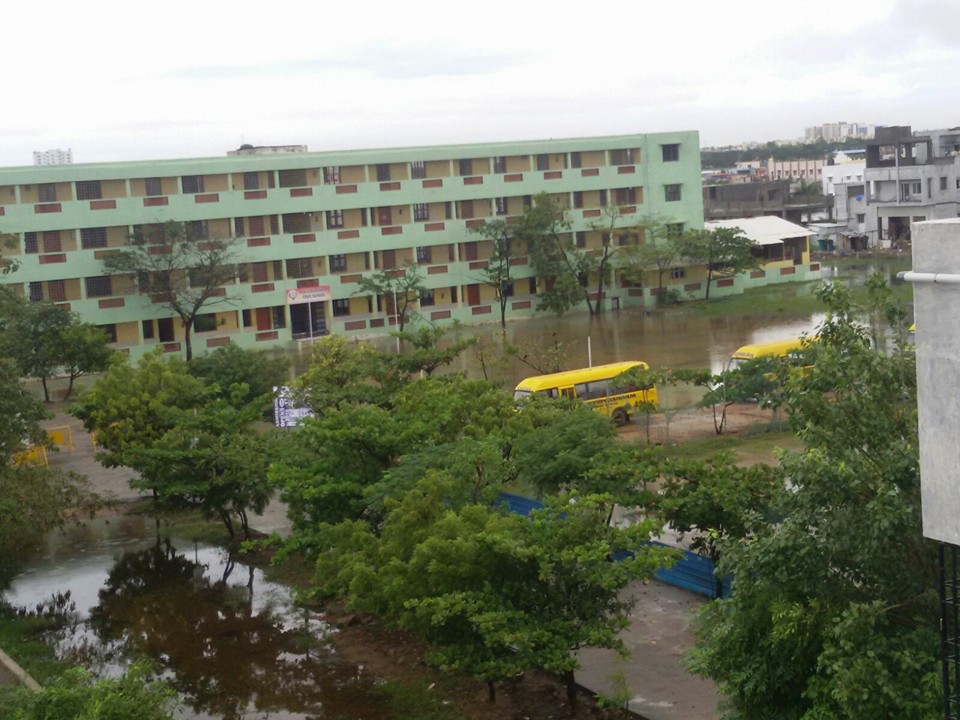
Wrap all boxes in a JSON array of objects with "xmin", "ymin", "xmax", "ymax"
[
  {"xmin": 804, "ymin": 123, "xmax": 875, "ymax": 143},
  {"xmin": 32, "ymin": 149, "xmax": 73, "ymax": 166},
  {"xmin": 862, "ymin": 126, "xmax": 960, "ymax": 247}
]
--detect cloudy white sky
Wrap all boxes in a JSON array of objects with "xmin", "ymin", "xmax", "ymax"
[{"xmin": 3, "ymin": 0, "xmax": 958, "ymax": 167}]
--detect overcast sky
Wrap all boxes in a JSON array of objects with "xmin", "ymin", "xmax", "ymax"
[{"xmin": 4, "ymin": 0, "xmax": 958, "ymax": 167}]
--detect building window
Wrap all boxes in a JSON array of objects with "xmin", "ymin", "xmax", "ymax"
[
  {"xmin": 81, "ymin": 227, "xmax": 107, "ymax": 249},
  {"xmin": 856, "ymin": 213, "xmax": 866, "ymax": 224},
  {"xmin": 376, "ymin": 164, "xmax": 391, "ymax": 182},
  {"xmin": 458, "ymin": 159, "xmax": 473, "ymax": 176},
  {"xmin": 324, "ymin": 166, "xmax": 341, "ymax": 184},
  {"xmin": 598, "ymin": 190, "xmax": 607, "ymax": 207},
  {"xmin": 195, "ymin": 313, "xmax": 217, "ymax": 332},
  {"xmin": 326, "ymin": 209, "xmax": 344, "ymax": 229},
  {"xmin": 278, "ymin": 169, "xmax": 307, "ymax": 188},
  {"xmin": 244, "ymin": 172, "xmax": 260, "ymax": 190},
  {"xmin": 24, "ymin": 232, "xmax": 38, "ymax": 254},
  {"xmin": 360, "ymin": 208, "xmax": 368, "ymax": 227},
  {"xmin": 286, "ymin": 258, "xmax": 313, "ymax": 279},
  {"xmin": 444, "ymin": 201, "xmax": 453, "ymax": 219},
  {"xmin": 669, "ymin": 267, "xmax": 685, "ymax": 280},
  {"xmin": 28, "ymin": 282, "xmax": 43, "ymax": 302},
  {"xmin": 142, "ymin": 319, "xmax": 155, "ymax": 339},
  {"xmin": 188, "ymin": 220, "xmax": 209, "ymax": 239},
  {"xmin": 666, "ymin": 223, "xmax": 684, "ymax": 238},
  {"xmin": 416, "ymin": 245, "xmax": 433, "ymax": 264},
  {"xmin": 570, "ymin": 152, "xmax": 582, "ymax": 169},
  {"xmin": 38, "ymin": 184, "xmax": 57, "ymax": 202},
  {"xmin": 329, "ymin": 254, "xmax": 347, "ymax": 273},
  {"xmin": 48, "ymin": 280, "xmax": 66, "ymax": 302},
  {"xmin": 941, "ymin": 176, "xmax": 949, "ymax": 191},
  {"xmin": 411, "ymin": 161, "xmax": 426, "ymax": 180},
  {"xmin": 182, "ymin": 175, "xmax": 204, "ymax": 194},
  {"xmin": 252, "ymin": 262, "xmax": 269, "ymax": 283},
  {"xmin": 332, "ymin": 299, "xmax": 350, "ymax": 317},
  {"xmin": 382, "ymin": 249, "xmax": 397, "ymax": 270},
  {"xmin": 493, "ymin": 156, "xmax": 506, "ymax": 174},
  {"xmin": 610, "ymin": 149, "xmax": 634, "ymax": 166},
  {"xmin": 664, "ymin": 184, "xmax": 682, "ymax": 202},
  {"xmin": 661, "ymin": 144, "xmax": 680, "ymax": 162},
  {"xmin": 573, "ymin": 191, "xmax": 583, "ymax": 209},
  {"xmin": 43, "ymin": 231, "xmax": 62, "ymax": 253},
  {"xmin": 575, "ymin": 231, "xmax": 587, "ymax": 249},
  {"xmin": 145, "ymin": 177, "xmax": 163, "ymax": 196},
  {"xmin": 614, "ymin": 188, "xmax": 637, "ymax": 205},
  {"xmin": 495, "ymin": 197, "xmax": 508, "ymax": 216},
  {"xmin": 272, "ymin": 306, "xmax": 286, "ymax": 329},
  {"xmin": 76, "ymin": 180, "xmax": 102, "ymax": 201},
  {"xmin": 419, "ymin": 289, "xmax": 435, "ymax": 307},
  {"xmin": 85, "ymin": 275, "xmax": 113, "ymax": 298},
  {"xmin": 413, "ymin": 203, "xmax": 429, "ymax": 222},
  {"xmin": 536, "ymin": 154, "xmax": 550, "ymax": 171},
  {"xmin": 460, "ymin": 200, "xmax": 474, "ymax": 220}
]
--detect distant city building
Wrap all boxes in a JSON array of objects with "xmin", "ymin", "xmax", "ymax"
[
  {"xmin": 767, "ymin": 157, "xmax": 825, "ymax": 183},
  {"xmin": 860, "ymin": 125, "xmax": 960, "ymax": 247},
  {"xmin": 804, "ymin": 122, "xmax": 875, "ymax": 143},
  {"xmin": 32, "ymin": 148, "xmax": 73, "ymax": 166}
]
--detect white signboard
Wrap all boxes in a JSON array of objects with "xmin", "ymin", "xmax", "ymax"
[
  {"xmin": 286, "ymin": 286, "xmax": 331, "ymax": 305},
  {"xmin": 273, "ymin": 385, "xmax": 315, "ymax": 428}
]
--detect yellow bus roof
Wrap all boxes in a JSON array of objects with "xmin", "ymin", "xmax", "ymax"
[
  {"xmin": 730, "ymin": 337, "xmax": 807, "ymax": 361},
  {"xmin": 515, "ymin": 361, "xmax": 648, "ymax": 391}
]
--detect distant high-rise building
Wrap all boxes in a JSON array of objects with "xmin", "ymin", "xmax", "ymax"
[
  {"xmin": 33, "ymin": 148, "xmax": 73, "ymax": 166},
  {"xmin": 804, "ymin": 123, "xmax": 875, "ymax": 143}
]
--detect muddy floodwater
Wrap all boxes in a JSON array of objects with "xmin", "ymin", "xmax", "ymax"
[{"xmin": 4, "ymin": 517, "xmax": 392, "ymax": 720}]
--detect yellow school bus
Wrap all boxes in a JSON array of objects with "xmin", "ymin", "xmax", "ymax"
[
  {"xmin": 513, "ymin": 361, "xmax": 657, "ymax": 426},
  {"xmin": 726, "ymin": 337, "xmax": 808, "ymax": 371}
]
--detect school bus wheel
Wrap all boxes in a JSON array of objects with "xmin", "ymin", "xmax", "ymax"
[{"xmin": 612, "ymin": 408, "xmax": 629, "ymax": 426}]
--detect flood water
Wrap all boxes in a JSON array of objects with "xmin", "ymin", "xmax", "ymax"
[
  {"xmin": 3, "ymin": 260, "xmax": 913, "ymax": 719},
  {"xmin": 4, "ymin": 517, "xmax": 393, "ymax": 720}
]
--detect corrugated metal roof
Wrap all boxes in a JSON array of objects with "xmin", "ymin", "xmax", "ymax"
[{"xmin": 705, "ymin": 216, "xmax": 815, "ymax": 246}]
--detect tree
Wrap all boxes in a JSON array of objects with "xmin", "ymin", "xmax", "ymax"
[
  {"xmin": 688, "ymin": 280, "xmax": 940, "ymax": 720},
  {"xmin": 355, "ymin": 264, "xmax": 425, "ymax": 333},
  {"xmin": 586, "ymin": 205, "xmax": 643, "ymax": 313},
  {"xmin": 101, "ymin": 221, "xmax": 243, "ymax": 360},
  {"xmin": 0, "ymin": 359, "xmax": 100, "ymax": 586},
  {"xmin": 73, "ymin": 349, "xmax": 274, "ymax": 539},
  {"xmin": 0, "ymin": 298, "xmax": 113, "ymax": 402},
  {"xmin": 516, "ymin": 193, "xmax": 596, "ymax": 315},
  {"xmin": 0, "ymin": 664, "xmax": 174, "ymax": 720},
  {"xmin": 678, "ymin": 226, "xmax": 761, "ymax": 301},
  {"xmin": 470, "ymin": 219, "xmax": 515, "ymax": 328},
  {"xmin": 618, "ymin": 216, "xmax": 683, "ymax": 303},
  {"xmin": 186, "ymin": 343, "xmax": 289, "ymax": 408}
]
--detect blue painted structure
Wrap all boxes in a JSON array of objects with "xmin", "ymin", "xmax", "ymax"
[{"xmin": 496, "ymin": 492, "xmax": 729, "ymax": 599}]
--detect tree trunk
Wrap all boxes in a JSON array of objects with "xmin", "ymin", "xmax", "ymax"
[
  {"xmin": 40, "ymin": 375, "xmax": 51, "ymax": 402},
  {"xmin": 704, "ymin": 268, "xmax": 714, "ymax": 301},
  {"xmin": 183, "ymin": 319, "xmax": 194, "ymax": 361},
  {"xmin": 486, "ymin": 680, "xmax": 496, "ymax": 702},
  {"xmin": 563, "ymin": 669, "xmax": 578, "ymax": 711}
]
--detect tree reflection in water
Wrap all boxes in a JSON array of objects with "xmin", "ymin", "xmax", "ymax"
[{"xmin": 82, "ymin": 536, "xmax": 382, "ymax": 719}]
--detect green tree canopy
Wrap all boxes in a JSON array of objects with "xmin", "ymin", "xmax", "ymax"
[
  {"xmin": 678, "ymin": 226, "xmax": 761, "ymax": 301},
  {"xmin": 688, "ymin": 280, "xmax": 939, "ymax": 720}
]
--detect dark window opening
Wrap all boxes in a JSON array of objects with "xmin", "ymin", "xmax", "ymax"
[{"xmin": 76, "ymin": 180, "xmax": 102, "ymax": 201}]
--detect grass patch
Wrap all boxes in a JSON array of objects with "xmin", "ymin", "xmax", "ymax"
[
  {"xmin": 0, "ymin": 608, "xmax": 71, "ymax": 684},
  {"xmin": 663, "ymin": 426, "xmax": 800, "ymax": 464},
  {"xmin": 368, "ymin": 679, "xmax": 456, "ymax": 720}
]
